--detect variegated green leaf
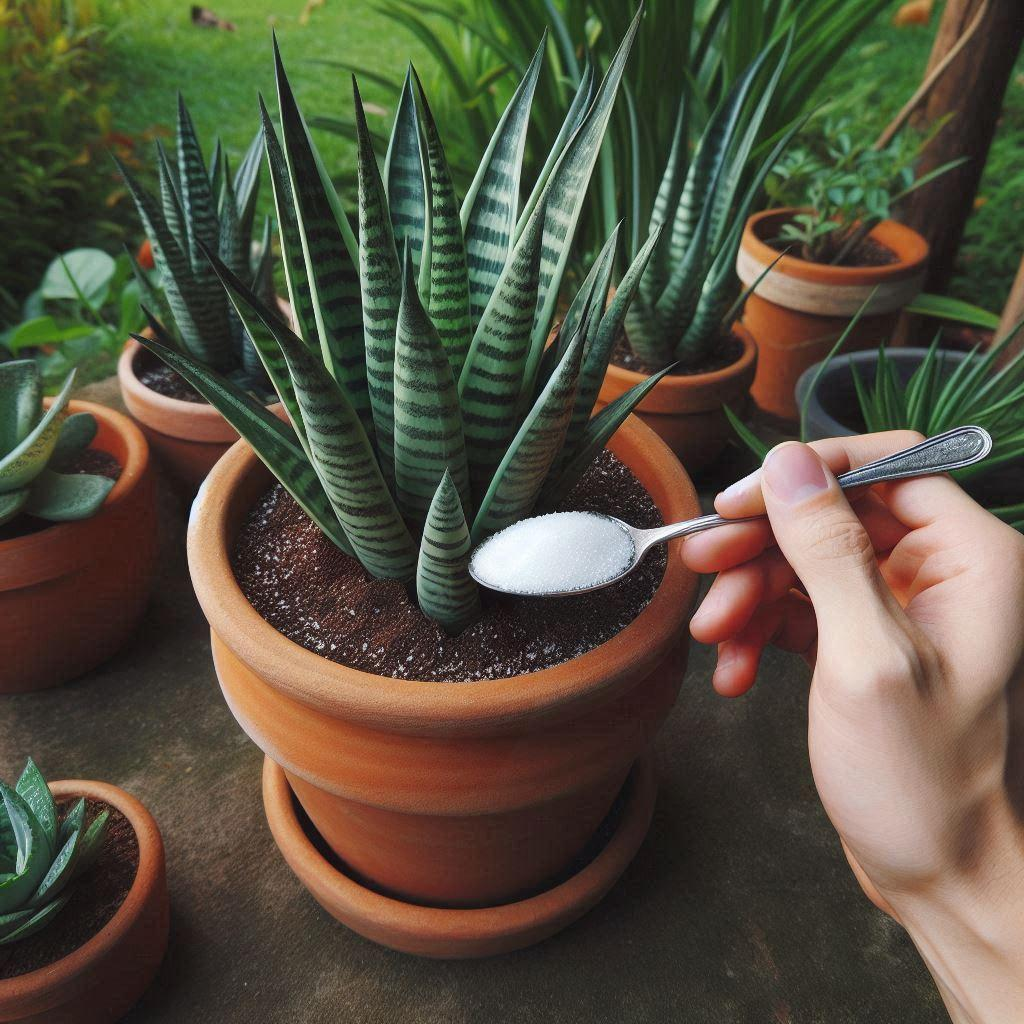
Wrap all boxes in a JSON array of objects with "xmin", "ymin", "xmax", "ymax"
[
  {"xmin": 218, "ymin": 156, "xmax": 248, "ymax": 280},
  {"xmin": 0, "ymin": 783, "xmax": 48, "ymax": 915},
  {"xmin": 253, "ymin": 216, "xmax": 276, "ymax": 310},
  {"xmin": 125, "ymin": 245, "xmax": 176, "ymax": 343},
  {"xmin": 0, "ymin": 369, "xmax": 74, "ymax": 494},
  {"xmin": 15, "ymin": 760, "xmax": 56, "ymax": 858},
  {"xmin": 471, "ymin": 331, "xmax": 584, "ymax": 543},
  {"xmin": 28, "ymin": 804, "xmax": 84, "ymax": 909},
  {"xmin": 0, "ymin": 894, "xmax": 71, "ymax": 946},
  {"xmin": 0, "ymin": 360, "xmax": 41, "ymax": 456},
  {"xmin": 0, "ymin": 908, "xmax": 35, "ymax": 940},
  {"xmin": 384, "ymin": 68, "xmax": 429, "ymax": 278},
  {"xmin": 416, "ymin": 470, "xmax": 480, "ymax": 634},
  {"xmin": 393, "ymin": 250, "xmax": 471, "ymax": 525},
  {"xmin": 24, "ymin": 470, "xmax": 114, "ymax": 522},
  {"xmin": 461, "ymin": 35, "xmax": 544, "ymax": 326},
  {"xmin": 458, "ymin": 200, "xmax": 545, "ymax": 501},
  {"xmin": 50, "ymin": 413, "xmax": 102, "ymax": 468},
  {"xmin": 58, "ymin": 799, "xmax": 85, "ymax": 847},
  {"xmin": 412, "ymin": 70, "xmax": 473, "ymax": 380},
  {"xmin": 234, "ymin": 128, "xmax": 264, "ymax": 245},
  {"xmin": 155, "ymin": 140, "xmax": 187, "ymax": 253},
  {"xmin": 70, "ymin": 807, "xmax": 108, "ymax": 877},
  {"xmin": 208, "ymin": 136, "xmax": 223, "ymax": 198}
]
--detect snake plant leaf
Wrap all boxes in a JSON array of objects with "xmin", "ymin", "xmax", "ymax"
[
  {"xmin": 412, "ymin": 70, "xmax": 473, "ymax": 381},
  {"xmin": 416, "ymin": 470, "xmax": 481, "ymax": 635},
  {"xmin": 73, "ymin": 809, "xmax": 110, "ymax": 877},
  {"xmin": 274, "ymin": 39, "xmax": 369, "ymax": 424},
  {"xmin": 458, "ymin": 199, "xmax": 546, "ymax": 501},
  {"xmin": 384, "ymin": 67, "xmax": 429, "ymax": 278},
  {"xmin": 461, "ymin": 34, "xmax": 544, "ymax": 326},
  {"xmin": 155, "ymin": 140, "xmax": 187, "ymax": 254},
  {"xmin": 208, "ymin": 135, "xmax": 223, "ymax": 197},
  {"xmin": 524, "ymin": 7, "xmax": 642, "ymax": 394},
  {"xmin": 540, "ymin": 364, "xmax": 675, "ymax": 509},
  {"xmin": 393, "ymin": 250, "xmax": 471, "ymax": 526},
  {"xmin": 0, "ymin": 894, "xmax": 72, "ymax": 947},
  {"xmin": 253, "ymin": 216, "xmax": 276, "ymax": 310},
  {"xmin": 218, "ymin": 158, "xmax": 248, "ymax": 280},
  {"xmin": 0, "ymin": 369, "xmax": 74, "ymax": 495},
  {"xmin": 15, "ymin": 760, "xmax": 56, "ymax": 857},
  {"xmin": 234, "ymin": 128, "xmax": 264, "ymax": 244},
  {"xmin": 471, "ymin": 331, "xmax": 585, "ymax": 543},
  {"xmin": 0, "ymin": 491, "xmax": 29, "ymax": 528},
  {"xmin": 124, "ymin": 245, "xmax": 175, "ymax": 343},
  {"xmin": 259, "ymin": 95, "xmax": 315, "ymax": 350},
  {"xmin": 0, "ymin": 784, "xmax": 48, "ymax": 915},
  {"xmin": 23, "ymin": 471, "xmax": 114, "ymax": 523},
  {"xmin": 353, "ymin": 77, "xmax": 402, "ymax": 477},
  {"xmin": 0, "ymin": 361, "xmax": 41, "ymax": 456},
  {"xmin": 132, "ymin": 330, "xmax": 353, "ymax": 556}
]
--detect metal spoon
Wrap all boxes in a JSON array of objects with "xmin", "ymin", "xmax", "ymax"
[{"xmin": 468, "ymin": 425, "xmax": 993, "ymax": 598}]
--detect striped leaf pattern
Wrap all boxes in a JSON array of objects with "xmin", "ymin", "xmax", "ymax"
[
  {"xmin": 461, "ymin": 36, "xmax": 544, "ymax": 326},
  {"xmin": 393, "ymin": 251, "xmax": 471, "ymax": 525},
  {"xmin": 416, "ymin": 470, "xmax": 481, "ymax": 635},
  {"xmin": 458, "ymin": 200, "xmax": 545, "ymax": 501},
  {"xmin": 274, "ymin": 39, "xmax": 371, "ymax": 433},
  {"xmin": 234, "ymin": 129, "xmax": 263, "ymax": 244},
  {"xmin": 413, "ymin": 72, "xmax": 473, "ymax": 380},
  {"xmin": 384, "ymin": 69, "xmax": 429, "ymax": 278},
  {"xmin": 471, "ymin": 331, "xmax": 584, "ymax": 543},
  {"xmin": 155, "ymin": 141, "xmax": 187, "ymax": 253}
]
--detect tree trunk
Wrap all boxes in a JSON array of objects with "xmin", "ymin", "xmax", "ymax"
[{"xmin": 904, "ymin": 0, "xmax": 1024, "ymax": 293}]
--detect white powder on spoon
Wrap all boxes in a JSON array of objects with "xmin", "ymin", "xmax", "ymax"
[{"xmin": 470, "ymin": 511, "xmax": 636, "ymax": 596}]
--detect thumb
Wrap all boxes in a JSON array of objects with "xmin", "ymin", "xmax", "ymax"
[{"xmin": 760, "ymin": 442, "xmax": 897, "ymax": 645}]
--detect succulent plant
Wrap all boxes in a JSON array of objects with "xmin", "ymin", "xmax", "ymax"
[
  {"xmin": 135, "ymin": 16, "xmax": 670, "ymax": 634},
  {"xmin": 623, "ymin": 37, "xmax": 802, "ymax": 372},
  {"xmin": 114, "ymin": 96, "xmax": 275, "ymax": 394},
  {"xmin": 0, "ymin": 759, "xmax": 109, "ymax": 946},
  {"xmin": 0, "ymin": 361, "xmax": 114, "ymax": 528}
]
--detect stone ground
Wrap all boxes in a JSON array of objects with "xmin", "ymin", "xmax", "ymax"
[{"xmin": 0, "ymin": 381, "xmax": 944, "ymax": 1023}]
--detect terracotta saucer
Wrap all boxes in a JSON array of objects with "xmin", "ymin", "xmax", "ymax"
[{"xmin": 262, "ymin": 755, "xmax": 656, "ymax": 959}]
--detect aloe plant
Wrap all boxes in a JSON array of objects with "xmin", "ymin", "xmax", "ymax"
[
  {"xmin": 114, "ymin": 96, "xmax": 274, "ymax": 394},
  {"xmin": 0, "ymin": 361, "xmax": 114, "ymax": 527},
  {"xmin": 135, "ymin": 19, "xmax": 671, "ymax": 634},
  {"xmin": 0, "ymin": 759, "xmax": 109, "ymax": 946}
]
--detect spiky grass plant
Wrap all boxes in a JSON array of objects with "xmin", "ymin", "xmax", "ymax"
[
  {"xmin": 135, "ymin": 17, "xmax": 669, "ymax": 634},
  {"xmin": 0, "ymin": 759, "xmax": 109, "ymax": 946},
  {"xmin": 115, "ymin": 96, "xmax": 274, "ymax": 394},
  {"xmin": 623, "ymin": 38, "xmax": 801, "ymax": 373},
  {"xmin": 0, "ymin": 361, "xmax": 114, "ymax": 527}
]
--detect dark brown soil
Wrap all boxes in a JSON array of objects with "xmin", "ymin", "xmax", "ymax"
[
  {"xmin": 769, "ymin": 232, "xmax": 899, "ymax": 268},
  {"xmin": 135, "ymin": 348, "xmax": 205, "ymax": 404},
  {"xmin": 0, "ymin": 799, "xmax": 139, "ymax": 980},
  {"xmin": 232, "ymin": 450, "xmax": 667, "ymax": 682},
  {"xmin": 611, "ymin": 330, "xmax": 744, "ymax": 377}
]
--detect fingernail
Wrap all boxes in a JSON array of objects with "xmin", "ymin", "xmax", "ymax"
[
  {"xmin": 718, "ymin": 468, "xmax": 759, "ymax": 505},
  {"xmin": 762, "ymin": 443, "xmax": 828, "ymax": 506}
]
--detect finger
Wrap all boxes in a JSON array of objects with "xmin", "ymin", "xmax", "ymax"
[{"xmin": 682, "ymin": 518, "xmax": 773, "ymax": 574}]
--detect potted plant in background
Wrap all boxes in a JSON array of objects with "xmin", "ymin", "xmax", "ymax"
[
  {"xmin": 596, "ymin": 39, "xmax": 801, "ymax": 473},
  {"xmin": 736, "ymin": 118, "xmax": 963, "ymax": 420},
  {"xmin": 0, "ymin": 362, "xmax": 157, "ymax": 693},
  {"xmin": 141, "ymin": 19, "xmax": 701, "ymax": 957},
  {"xmin": 0, "ymin": 758, "xmax": 168, "ymax": 1023},
  {"xmin": 115, "ymin": 97, "xmax": 280, "ymax": 493}
]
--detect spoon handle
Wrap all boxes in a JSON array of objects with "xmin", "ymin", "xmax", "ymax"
[{"xmin": 640, "ymin": 425, "xmax": 993, "ymax": 547}]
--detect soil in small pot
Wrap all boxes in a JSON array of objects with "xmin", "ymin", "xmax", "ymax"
[
  {"xmin": 232, "ymin": 450, "xmax": 668, "ymax": 682},
  {"xmin": 767, "ymin": 232, "xmax": 898, "ymax": 268},
  {"xmin": 611, "ymin": 330, "xmax": 744, "ymax": 377},
  {"xmin": 0, "ymin": 448, "xmax": 123, "ymax": 543},
  {"xmin": 0, "ymin": 799, "xmax": 139, "ymax": 980},
  {"xmin": 134, "ymin": 348, "xmax": 205, "ymax": 404}
]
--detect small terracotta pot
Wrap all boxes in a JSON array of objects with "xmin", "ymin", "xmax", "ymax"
[
  {"xmin": 597, "ymin": 323, "xmax": 757, "ymax": 475},
  {"xmin": 736, "ymin": 208, "xmax": 929, "ymax": 421},
  {"xmin": 188, "ymin": 415, "xmax": 697, "ymax": 944},
  {"xmin": 0, "ymin": 401, "xmax": 158, "ymax": 694},
  {"xmin": 0, "ymin": 779, "xmax": 169, "ymax": 1024}
]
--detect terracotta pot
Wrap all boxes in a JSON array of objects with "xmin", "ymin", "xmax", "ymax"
[
  {"xmin": 0, "ymin": 779, "xmax": 169, "ymax": 1024},
  {"xmin": 597, "ymin": 323, "xmax": 757, "ymax": 476},
  {"xmin": 188, "ymin": 415, "xmax": 698, "ymax": 940},
  {"xmin": 0, "ymin": 401, "xmax": 158, "ymax": 694},
  {"xmin": 736, "ymin": 207, "xmax": 929, "ymax": 421}
]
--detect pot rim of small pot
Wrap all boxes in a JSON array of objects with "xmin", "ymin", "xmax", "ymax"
[
  {"xmin": 0, "ymin": 779, "xmax": 165, "ymax": 1015},
  {"xmin": 187, "ymin": 415, "xmax": 699, "ymax": 736},
  {"xmin": 736, "ymin": 207, "xmax": 929, "ymax": 317},
  {"xmin": 0, "ymin": 399, "xmax": 150, "ymax": 590}
]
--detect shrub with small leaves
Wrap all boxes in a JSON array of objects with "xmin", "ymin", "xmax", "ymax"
[{"xmin": 0, "ymin": 759, "xmax": 109, "ymax": 947}]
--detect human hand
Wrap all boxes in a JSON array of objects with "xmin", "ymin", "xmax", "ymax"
[{"xmin": 684, "ymin": 433, "xmax": 1024, "ymax": 1023}]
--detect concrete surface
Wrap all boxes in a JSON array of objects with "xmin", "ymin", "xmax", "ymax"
[{"xmin": 0, "ymin": 395, "xmax": 944, "ymax": 1023}]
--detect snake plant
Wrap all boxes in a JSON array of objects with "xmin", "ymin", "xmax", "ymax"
[
  {"xmin": 0, "ymin": 361, "xmax": 113, "ymax": 527},
  {"xmin": 114, "ymin": 96, "xmax": 274, "ymax": 394},
  {"xmin": 135, "ymin": 18, "xmax": 669, "ymax": 634},
  {"xmin": 0, "ymin": 759, "xmax": 109, "ymax": 946},
  {"xmin": 623, "ymin": 36, "xmax": 802, "ymax": 372}
]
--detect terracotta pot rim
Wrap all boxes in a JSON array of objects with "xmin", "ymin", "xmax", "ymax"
[
  {"xmin": 262, "ymin": 754, "xmax": 655, "ymax": 957},
  {"xmin": 0, "ymin": 399, "xmax": 148, "ymax": 564},
  {"xmin": 0, "ymin": 779, "xmax": 164, "ymax": 1008},
  {"xmin": 187, "ymin": 415, "xmax": 698, "ymax": 734}
]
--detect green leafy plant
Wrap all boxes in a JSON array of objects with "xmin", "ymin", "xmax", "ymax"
[
  {"xmin": 115, "ymin": 97, "xmax": 275, "ymax": 395},
  {"xmin": 0, "ymin": 759, "xmax": 109, "ymax": 946},
  {"xmin": 1, "ymin": 248, "xmax": 146, "ymax": 390},
  {"xmin": 135, "ymin": 18, "xmax": 669, "ymax": 634},
  {"xmin": 0, "ymin": 360, "xmax": 114, "ymax": 527},
  {"xmin": 765, "ymin": 117, "xmax": 965, "ymax": 265}
]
